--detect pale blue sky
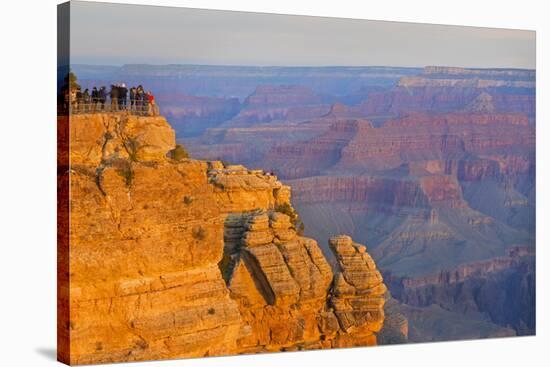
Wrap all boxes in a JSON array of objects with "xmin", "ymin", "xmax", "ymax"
[{"xmin": 69, "ymin": 1, "xmax": 536, "ymax": 68}]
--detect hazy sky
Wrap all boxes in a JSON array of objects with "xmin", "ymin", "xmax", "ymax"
[{"xmin": 70, "ymin": 1, "xmax": 536, "ymax": 69}]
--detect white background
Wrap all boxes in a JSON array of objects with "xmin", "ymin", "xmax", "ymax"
[{"xmin": 0, "ymin": 0, "xmax": 547, "ymax": 366}]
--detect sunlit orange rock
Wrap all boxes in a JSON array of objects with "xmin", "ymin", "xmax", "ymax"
[{"xmin": 58, "ymin": 112, "xmax": 386, "ymax": 365}]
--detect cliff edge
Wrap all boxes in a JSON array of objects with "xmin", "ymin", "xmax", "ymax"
[{"xmin": 58, "ymin": 112, "xmax": 386, "ymax": 365}]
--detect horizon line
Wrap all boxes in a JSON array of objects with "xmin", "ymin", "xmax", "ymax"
[{"xmin": 68, "ymin": 63, "xmax": 536, "ymax": 72}]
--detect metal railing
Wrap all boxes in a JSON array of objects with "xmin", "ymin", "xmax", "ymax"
[{"xmin": 63, "ymin": 99, "xmax": 160, "ymax": 116}]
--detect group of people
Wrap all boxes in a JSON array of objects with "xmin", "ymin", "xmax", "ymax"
[{"xmin": 69, "ymin": 84, "xmax": 157, "ymax": 115}]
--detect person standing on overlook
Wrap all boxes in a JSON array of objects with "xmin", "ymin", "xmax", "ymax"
[
  {"xmin": 110, "ymin": 84, "xmax": 119, "ymax": 111},
  {"xmin": 75, "ymin": 87, "xmax": 83, "ymax": 112},
  {"xmin": 136, "ymin": 85, "xmax": 144, "ymax": 114},
  {"xmin": 91, "ymin": 87, "xmax": 98, "ymax": 111},
  {"xmin": 98, "ymin": 86, "xmax": 107, "ymax": 111},
  {"xmin": 69, "ymin": 83, "xmax": 153, "ymax": 114},
  {"xmin": 82, "ymin": 88, "xmax": 90, "ymax": 112},
  {"xmin": 143, "ymin": 90, "xmax": 150, "ymax": 116},
  {"xmin": 147, "ymin": 90, "xmax": 156, "ymax": 115},
  {"xmin": 119, "ymin": 83, "xmax": 128, "ymax": 110},
  {"xmin": 129, "ymin": 86, "xmax": 136, "ymax": 111}
]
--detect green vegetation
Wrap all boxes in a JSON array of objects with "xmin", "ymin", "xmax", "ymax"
[
  {"xmin": 64, "ymin": 71, "xmax": 80, "ymax": 91},
  {"xmin": 170, "ymin": 144, "xmax": 190, "ymax": 161},
  {"xmin": 275, "ymin": 203, "xmax": 305, "ymax": 235},
  {"xmin": 124, "ymin": 137, "xmax": 140, "ymax": 162},
  {"xmin": 113, "ymin": 158, "xmax": 135, "ymax": 187}
]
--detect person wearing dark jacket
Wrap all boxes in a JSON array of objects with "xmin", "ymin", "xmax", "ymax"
[
  {"xmin": 110, "ymin": 84, "xmax": 119, "ymax": 111},
  {"xmin": 91, "ymin": 87, "xmax": 99, "ymax": 111},
  {"xmin": 98, "ymin": 86, "xmax": 107, "ymax": 110},
  {"xmin": 119, "ymin": 83, "xmax": 128, "ymax": 110}
]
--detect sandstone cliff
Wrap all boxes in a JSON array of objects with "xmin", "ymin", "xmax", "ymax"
[{"xmin": 58, "ymin": 112, "xmax": 387, "ymax": 365}]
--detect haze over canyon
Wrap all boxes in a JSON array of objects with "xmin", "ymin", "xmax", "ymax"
[{"xmin": 72, "ymin": 63, "xmax": 535, "ymax": 345}]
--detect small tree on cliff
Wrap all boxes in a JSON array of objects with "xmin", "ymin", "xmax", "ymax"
[
  {"xmin": 61, "ymin": 71, "xmax": 80, "ymax": 92},
  {"xmin": 169, "ymin": 144, "xmax": 190, "ymax": 161},
  {"xmin": 67, "ymin": 71, "xmax": 80, "ymax": 89},
  {"xmin": 275, "ymin": 203, "xmax": 305, "ymax": 235},
  {"xmin": 59, "ymin": 71, "xmax": 81, "ymax": 113}
]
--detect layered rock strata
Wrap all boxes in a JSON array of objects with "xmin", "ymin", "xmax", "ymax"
[
  {"xmin": 328, "ymin": 235, "xmax": 387, "ymax": 347},
  {"xmin": 58, "ymin": 112, "xmax": 387, "ymax": 365},
  {"xmin": 224, "ymin": 215, "xmax": 386, "ymax": 351},
  {"xmin": 384, "ymin": 249, "xmax": 535, "ymax": 336}
]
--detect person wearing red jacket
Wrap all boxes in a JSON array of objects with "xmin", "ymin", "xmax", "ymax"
[{"xmin": 147, "ymin": 91, "xmax": 155, "ymax": 115}]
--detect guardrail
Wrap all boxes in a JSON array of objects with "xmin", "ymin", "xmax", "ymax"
[{"xmin": 62, "ymin": 99, "xmax": 160, "ymax": 116}]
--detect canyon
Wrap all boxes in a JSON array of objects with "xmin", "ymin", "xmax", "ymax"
[
  {"xmin": 72, "ymin": 64, "xmax": 536, "ymax": 345},
  {"xmin": 58, "ymin": 112, "xmax": 388, "ymax": 364}
]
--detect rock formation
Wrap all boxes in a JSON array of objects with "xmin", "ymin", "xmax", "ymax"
[
  {"xmin": 328, "ymin": 235, "xmax": 386, "ymax": 347},
  {"xmin": 70, "ymin": 64, "xmax": 535, "ymax": 347},
  {"xmin": 362, "ymin": 66, "xmax": 535, "ymax": 119},
  {"xmin": 230, "ymin": 85, "xmax": 332, "ymax": 126},
  {"xmin": 157, "ymin": 92, "xmax": 240, "ymax": 137},
  {"xmin": 384, "ymin": 248, "xmax": 535, "ymax": 338},
  {"xmin": 58, "ymin": 112, "xmax": 387, "ymax": 365}
]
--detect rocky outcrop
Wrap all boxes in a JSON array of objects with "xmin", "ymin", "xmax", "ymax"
[
  {"xmin": 328, "ymin": 235, "xmax": 386, "ymax": 347},
  {"xmin": 385, "ymin": 249, "xmax": 535, "ymax": 336},
  {"xmin": 69, "ymin": 112, "xmax": 175, "ymax": 166},
  {"xmin": 224, "ymin": 213, "xmax": 386, "ymax": 352},
  {"xmin": 63, "ymin": 113, "xmax": 242, "ymax": 364},
  {"xmin": 208, "ymin": 164, "xmax": 291, "ymax": 212},
  {"xmin": 59, "ymin": 112, "xmax": 387, "ymax": 365},
  {"xmin": 226, "ymin": 212, "xmax": 334, "ymax": 351}
]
